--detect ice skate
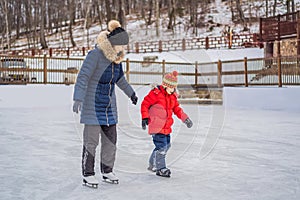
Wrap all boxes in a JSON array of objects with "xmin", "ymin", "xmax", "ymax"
[
  {"xmin": 102, "ymin": 172, "xmax": 119, "ymax": 184},
  {"xmin": 147, "ymin": 164, "xmax": 157, "ymax": 172},
  {"xmin": 156, "ymin": 168, "xmax": 171, "ymax": 178},
  {"xmin": 82, "ymin": 175, "xmax": 99, "ymax": 188}
]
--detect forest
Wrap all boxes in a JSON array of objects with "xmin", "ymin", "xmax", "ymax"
[{"xmin": 0, "ymin": 0, "xmax": 298, "ymax": 50}]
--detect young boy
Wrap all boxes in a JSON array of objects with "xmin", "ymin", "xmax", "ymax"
[{"xmin": 141, "ymin": 71, "xmax": 193, "ymax": 178}]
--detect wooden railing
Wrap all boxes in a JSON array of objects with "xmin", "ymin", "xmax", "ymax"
[
  {"xmin": 0, "ymin": 33, "xmax": 258, "ymax": 57},
  {"xmin": 1, "ymin": 54, "xmax": 299, "ymax": 87},
  {"xmin": 260, "ymin": 11, "xmax": 299, "ymax": 42}
]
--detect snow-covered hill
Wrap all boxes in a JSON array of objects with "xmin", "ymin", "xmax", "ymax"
[{"xmin": 10, "ymin": 0, "xmax": 300, "ymax": 50}]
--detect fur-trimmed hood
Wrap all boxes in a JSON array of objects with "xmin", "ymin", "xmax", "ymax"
[{"xmin": 96, "ymin": 30, "xmax": 125, "ymax": 64}]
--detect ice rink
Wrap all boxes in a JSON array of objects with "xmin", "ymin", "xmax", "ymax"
[{"xmin": 0, "ymin": 85, "xmax": 299, "ymax": 200}]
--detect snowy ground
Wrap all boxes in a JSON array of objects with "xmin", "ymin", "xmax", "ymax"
[{"xmin": 0, "ymin": 84, "xmax": 299, "ymax": 200}]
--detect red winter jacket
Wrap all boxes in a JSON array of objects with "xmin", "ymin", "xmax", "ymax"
[{"xmin": 141, "ymin": 85, "xmax": 188, "ymax": 135}]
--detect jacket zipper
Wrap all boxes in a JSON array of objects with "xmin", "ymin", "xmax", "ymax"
[{"xmin": 106, "ymin": 63, "xmax": 114, "ymax": 126}]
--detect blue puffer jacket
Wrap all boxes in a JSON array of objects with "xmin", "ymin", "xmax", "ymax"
[{"xmin": 73, "ymin": 30, "xmax": 135, "ymax": 125}]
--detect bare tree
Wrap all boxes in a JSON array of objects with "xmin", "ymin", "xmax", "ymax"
[
  {"xmin": 147, "ymin": 0, "xmax": 153, "ymax": 25},
  {"xmin": 105, "ymin": 0, "xmax": 112, "ymax": 22},
  {"xmin": 118, "ymin": 0, "xmax": 126, "ymax": 27},
  {"xmin": 40, "ymin": 0, "xmax": 48, "ymax": 49},
  {"xmin": 236, "ymin": 0, "xmax": 245, "ymax": 25},
  {"xmin": 273, "ymin": 0, "xmax": 277, "ymax": 16},
  {"xmin": 167, "ymin": 0, "xmax": 176, "ymax": 31},
  {"xmin": 155, "ymin": 0, "xmax": 159, "ymax": 37},
  {"xmin": 1, "ymin": 0, "xmax": 11, "ymax": 49},
  {"xmin": 68, "ymin": 0, "xmax": 76, "ymax": 47},
  {"xmin": 84, "ymin": 0, "xmax": 92, "ymax": 47}
]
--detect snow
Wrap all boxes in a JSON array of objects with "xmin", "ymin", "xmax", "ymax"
[
  {"xmin": 126, "ymin": 48, "xmax": 264, "ymax": 63},
  {"xmin": 0, "ymin": 83, "xmax": 299, "ymax": 200}
]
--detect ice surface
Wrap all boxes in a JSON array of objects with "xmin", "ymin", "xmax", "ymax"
[{"xmin": 0, "ymin": 84, "xmax": 299, "ymax": 200}]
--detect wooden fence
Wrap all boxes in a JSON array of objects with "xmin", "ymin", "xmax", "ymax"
[
  {"xmin": 0, "ymin": 54, "xmax": 299, "ymax": 87},
  {"xmin": 0, "ymin": 33, "xmax": 258, "ymax": 57}
]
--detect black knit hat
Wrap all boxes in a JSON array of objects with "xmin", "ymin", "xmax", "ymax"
[{"xmin": 107, "ymin": 20, "xmax": 129, "ymax": 45}]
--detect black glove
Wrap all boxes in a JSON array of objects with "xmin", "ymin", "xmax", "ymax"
[
  {"xmin": 184, "ymin": 118, "xmax": 193, "ymax": 128},
  {"xmin": 142, "ymin": 118, "xmax": 149, "ymax": 130},
  {"xmin": 131, "ymin": 92, "xmax": 138, "ymax": 105}
]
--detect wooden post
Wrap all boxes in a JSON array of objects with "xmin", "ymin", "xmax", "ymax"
[
  {"xmin": 135, "ymin": 42, "xmax": 139, "ymax": 53},
  {"xmin": 297, "ymin": 13, "xmax": 300, "ymax": 56},
  {"xmin": 162, "ymin": 60, "xmax": 166, "ymax": 79},
  {"xmin": 126, "ymin": 58, "xmax": 130, "ymax": 83},
  {"xmin": 158, "ymin": 40, "xmax": 162, "ymax": 52},
  {"xmin": 229, "ymin": 30, "xmax": 233, "ymax": 49},
  {"xmin": 205, "ymin": 37, "xmax": 209, "ymax": 49},
  {"xmin": 31, "ymin": 49, "xmax": 35, "ymax": 56},
  {"xmin": 49, "ymin": 48, "xmax": 52, "ymax": 57},
  {"xmin": 182, "ymin": 39, "xmax": 186, "ymax": 51},
  {"xmin": 278, "ymin": 56, "xmax": 282, "ymax": 87},
  {"xmin": 253, "ymin": 33, "xmax": 257, "ymax": 43},
  {"xmin": 277, "ymin": 15, "xmax": 281, "ymax": 56},
  {"xmin": 244, "ymin": 57, "xmax": 248, "ymax": 87},
  {"xmin": 127, "ymin": 44, "xmax": 130, "ymax": 53},
  {"xmin": 195, "ymin": 62, "xmax": 198, "ymax": 86},
  {"xmin": 259, "ymin": 18, "xmax": 263, "ymax": 41},
  {"xmin": 67, "ymin": 47, "xmax": 70, "ymax": 58},
  {"xmin": 82, "ymin": 47, "xmax": 86, "ymax": 57},
  {"xmin": 43, "ymin": 55, "xmax": 47, "ymax": 84},
  {"xmin": 217, "ymin": 60, "xmax": 222, "ymax": 88}
]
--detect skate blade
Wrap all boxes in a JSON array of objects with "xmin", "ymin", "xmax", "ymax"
[
  {"xmin": 156, "ymin": 172, "xmax": 171, "ymax": 178},
  {"xmin": 103, "ymin": 177, "xmax": 119, "ymax": 184},
  {"xmin": 156, "ymin": 174, "xmax": 171, "ymax": 178},
  {"xmin": 82, "ymin": 180, "xmax": 99, "ymax": 189}
]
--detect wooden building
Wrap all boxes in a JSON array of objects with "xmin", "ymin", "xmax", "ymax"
[{"xmin": 259, "ymin": 11, "xmax": 300, "ymax": 57}]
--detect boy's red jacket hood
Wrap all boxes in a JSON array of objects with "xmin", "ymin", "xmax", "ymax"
[{"xmin": 141, "ymin": 86, "xmax": 188, "ymax": 134}]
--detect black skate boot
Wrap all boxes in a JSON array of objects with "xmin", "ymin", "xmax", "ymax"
[{"xmin": 156, "ymin": 168, "xmax": 171, "ymax": 178}]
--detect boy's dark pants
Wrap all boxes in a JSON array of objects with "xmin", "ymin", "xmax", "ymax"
[{"xmin": 149, "ymin": 133, "xmax": 171, "ymax": 170}]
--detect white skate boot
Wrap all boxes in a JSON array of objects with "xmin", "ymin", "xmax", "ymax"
[
  {"xmin": 102, "ymin": 172, "xmax": 119, "ymax": 184},
  {"xmin": 82, "ymin": 175, "xmax": 99, "ymax": 188}
]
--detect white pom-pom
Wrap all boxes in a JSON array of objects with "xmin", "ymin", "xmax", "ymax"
[{"xmin": 108, "ymin": 20, "xmax": 121, "ymax": 32}]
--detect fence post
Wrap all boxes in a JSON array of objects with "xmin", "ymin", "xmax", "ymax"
[
  {"xmin": 43, "ymin": 55, "xmax": 47, "ymax": 84},
  {"xmin": 229, "ymin": 32, "xmax": 233, "ymax": 49},
  {"xmin": 31, "ymin": 49, "xmax": 35, "ymax": 56},
  {"xmin": 217, "ymin": 60, "xmax": 222, "ymax": 88},
  {"xmin": 297, "ymin": 12, "xmax": 300, "ymax": 55},
  {"xmin": 49, "ymin": 48, "xmax": 52, "ymax": 57},
  {"xmin": 195, "ymin": 62, "xmax": 198, "ymax": 86},
  {"xmin": 244, "ymin": 57, "xmax": 248, "ymax": 87},
  {"xmin": 205, "ymin": 37, "xmax": 209, "ymax": 49},
  {"xmin": 82, "ymin": 47, "xmax": 85, "ymax": 57},
  {"xmin": 253, "ymin": 33, "xmax": 257, "ymax": 42},
  {"xmin": 278, "ymin": 56, "xmax": 282, "ymax": 87},
  {"xmin": 182, "ymin": 39, "xmax": 186, "ymax": 51},
  {"xmin": 135, "ymin": 42, "xmax": 139, "ymax": 53},
  {"xmin": 159, "ymin": 40, "xmax": 162, "ymax": 52},
  {"xmin": 162, "ymin": 60, "xmax": 166, "ymax": 78},
  {"xmin": 127, "ymin": 44, "xmax": 130, "ymax": 53},
  {"xmin": 67, "ymin": 47, "xmax": 70, "ymax": 58},
  {"xmin": 126, "ymin": 58, "xmax": 130, "ymax": 83}
]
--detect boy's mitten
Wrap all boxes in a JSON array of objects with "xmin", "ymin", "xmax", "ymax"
[
  {"xmin": 73, "ymin": 100, "xmax": 83, "ymax": 113},
  {"xmin": 184, "ymin": 118, "xmax": 193, "ymax": 128},
  {"xmin": 142, "ymin": 118, "xmax": 149, "ymax": 130},
  {"xmin": 131, "ymin": 93, "xmax": 138, "ymax": 105}
]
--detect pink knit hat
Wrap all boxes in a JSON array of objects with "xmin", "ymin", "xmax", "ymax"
[{"xmin": 162, "ymin": 71, "xmax": 178, "ymax": 88}]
